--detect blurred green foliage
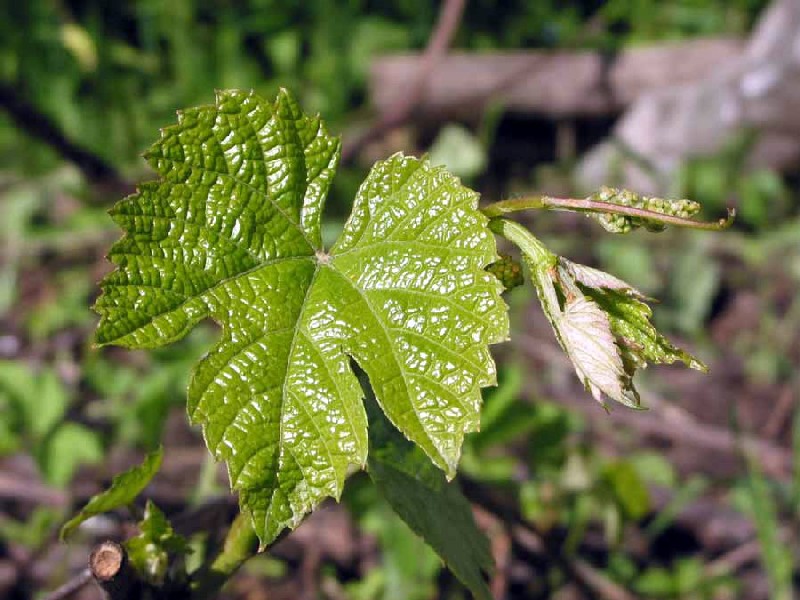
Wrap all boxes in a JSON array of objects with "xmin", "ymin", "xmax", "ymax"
[
  {"xmin": 0, "ymin": 360, "xmax": 102, "ymax": 487},
  {"xmin": 346, "ymin": 478, "xmax": 442, "ymax": 600}
]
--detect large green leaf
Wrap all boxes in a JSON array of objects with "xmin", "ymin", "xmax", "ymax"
[{"xmin": 94, "ymin": 89, "xmax": 509, "ymax": 546}]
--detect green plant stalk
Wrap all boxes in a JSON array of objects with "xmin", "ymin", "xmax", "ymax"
[
  {"xmin": 482, "ymin": 195, "xmax": 735, "ymax": 231},
  {"xmin": 743, "ymin": 450, "xmax": 793, "ymax": 600},
  {"xmin": 729, "ymin": 406, "xmax": 793, "ymax": 600},
  {"xmin": 488, "ymin": 218, "xmax": 588, "ymax": 350},
  {"xmin": 488, "ymin": 218, "xmax": 567, "ymax": 362},
  {"xmin": 191, "ymin": 512, "xmax": 259, "ymax": 599},
  {"xmin": 488, "ymin": 217, "xmax": 557, "ymax": 304}
]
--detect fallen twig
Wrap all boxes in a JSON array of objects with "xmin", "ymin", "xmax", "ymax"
[
  {"xmin": 341, "ymin": 0, "xmax": 465, "ymax": 163},
  {"xmin": 368, "ymin": 39, "xmax": 742, "ymax": 121},
  {"xmin": 40, "ymin": 568, "xmax": 92, "ymax": 600},
  {"xmin": 761, "ymin": 384, "xmax": 795, "ymax": 438}
]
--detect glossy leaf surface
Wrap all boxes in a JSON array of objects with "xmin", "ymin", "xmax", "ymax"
[{"xmin": 94, "ymin": 89, "xmax": 509, "ymax": 546}]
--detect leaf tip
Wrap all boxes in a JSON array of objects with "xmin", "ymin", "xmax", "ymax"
[
  {"xmin": 213, "ymin": 88, "xmax": 230, "ymax": 104},
  {"xmin": 720, "ymin": 207, "xmax": 736, "ymax": 229}
]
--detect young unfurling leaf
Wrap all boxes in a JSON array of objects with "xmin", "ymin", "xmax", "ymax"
[
  {"xmin": 557, "ymin": 296, "xmax": 639, "ymax": 407},
  {"xmin": 126, "ymin": 500, "xmax": 191, "ymax": 586},
  {"xmin": 580, "ymin": 284, "xmax": 707, "ymax": 375},
  {"xmin": 489, "ymin": 218, "xmax": 703, "ymax": 409}
]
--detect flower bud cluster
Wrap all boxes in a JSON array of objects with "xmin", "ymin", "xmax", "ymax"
[
  {"xmin": 592, "ymin": 186, "xmax": 701, "ymax": 233},
  {"xmin": 486, "ymin": 254, "xmax": 524, "ymax": 290}
]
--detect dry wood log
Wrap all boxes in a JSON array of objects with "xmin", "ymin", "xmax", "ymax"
[
  {"xmin": 579, "ymin": 0, "xmax": 800, "ymax": 192},
  {"xmin": 368, "ymin": 39, "xmax": 743, "ymax": 121}
]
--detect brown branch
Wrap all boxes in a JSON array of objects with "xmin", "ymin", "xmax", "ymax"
[
  {"xmin": 0, "ymin": 471, "xmax": 68, "ymax": 506},
  {"xmin": 761, "ymin": 384, "xmax": 795, "ymax": 438},
  {"xmin": 341, "ymin": 0, "xmax": 466, "ymax": 163},
  {"xmin": 0, "ymin": 82, "xmax": 130, "ymax": 192},
  {"xmin": 706, "ymin": 538, "xmax": 762, "ymax": 576}
]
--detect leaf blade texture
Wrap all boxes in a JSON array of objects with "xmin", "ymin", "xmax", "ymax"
[{"xmin": 94, "ymin": 89, "xmax": 509, "ymax": 546}]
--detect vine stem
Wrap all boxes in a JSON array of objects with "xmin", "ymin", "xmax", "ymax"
[
  {"xmin": 191, "ymin": 512, "xmax": 259, "ymax": 599},
  {"xmin": 487, "ymin": 217, "xmax": 553, "ymax": 264},
  {"xmin": 481, "ymin": 195, "xmax": 735, "ymax": 231}
]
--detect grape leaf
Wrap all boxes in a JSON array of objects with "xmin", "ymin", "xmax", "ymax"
[
  {"xmin": 559, "ymin": 259, "xmax": 649, "ymax": 299},
  {"xmin": 580, "ymin": 284, "xmax": 706, "ymax": 375},
  {"xmin": 557, "ymin": 296, "xmax": 638, "ymax": 407},
  {"xmin": 94, "ymin": 89, "xmax": 509, "ymax": 547},
  {"xmin": 365, "ymin": 391, "xmax": 494, "ymax": 600},
  {"xmin": 61, "ymin": 447, "xmax": 163, "ymax": 540}
]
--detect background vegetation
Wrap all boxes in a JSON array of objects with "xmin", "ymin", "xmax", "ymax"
[{"xmin": 2, "ymin": 1, "xmax": 798, "ymax": 599}]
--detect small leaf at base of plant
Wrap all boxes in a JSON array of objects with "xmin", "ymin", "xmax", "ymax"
[{"xmin": 60, "ymin": 447, "xmax": 163, "ymax": 540}]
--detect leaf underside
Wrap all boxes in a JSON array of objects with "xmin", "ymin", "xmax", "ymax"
[{"xmin": 94, "ymin": 89, "xmax": 509, "ymax": 546}]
